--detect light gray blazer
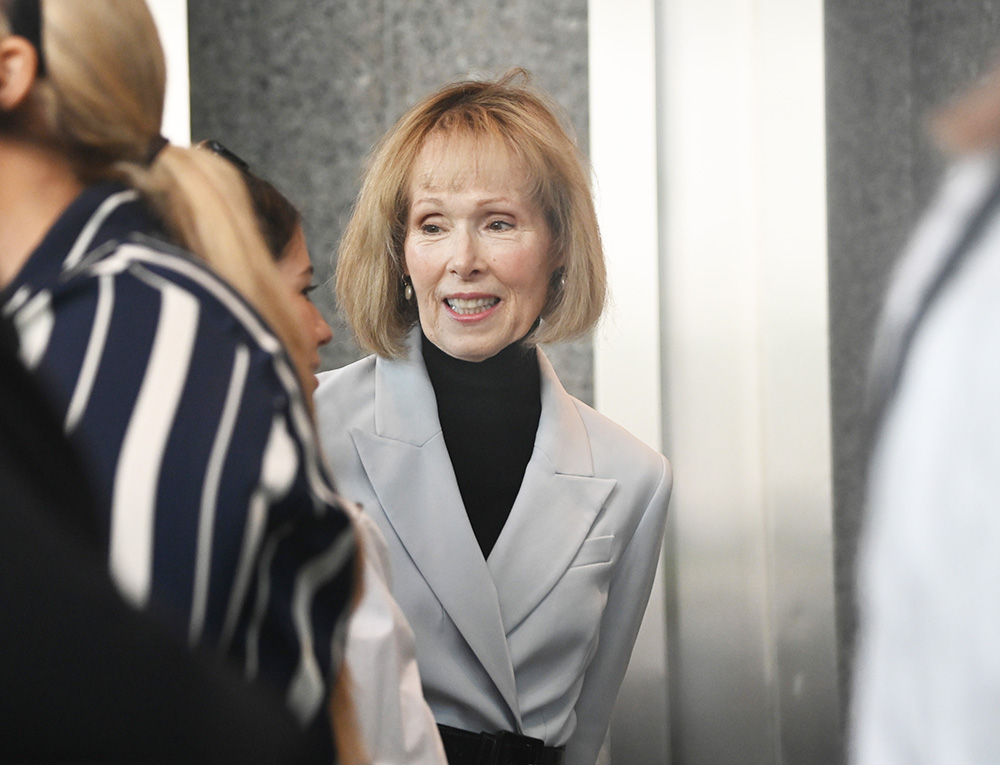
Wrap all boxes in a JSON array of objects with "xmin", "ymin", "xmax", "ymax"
[{"xmin": 315, "ymin": 330, "xmax": 672, "ymax": 765}]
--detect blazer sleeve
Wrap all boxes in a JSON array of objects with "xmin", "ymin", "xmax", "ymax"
[{"xmin": 564, "ymin": 453, "xmax": 672, "ymax": 765}]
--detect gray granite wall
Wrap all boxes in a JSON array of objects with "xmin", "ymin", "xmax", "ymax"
[
  {"xmin": 825, "ymin": 0, "xmax": 1000, "ymax": 717},
  {"xmin": 187, "ymin": 0, "xmax": 593, "ymax": 402}
]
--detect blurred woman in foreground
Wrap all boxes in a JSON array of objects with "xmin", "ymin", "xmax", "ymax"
[{"xmin": 0, "ymin": 0, "xmax": 356, "ymax": 756}]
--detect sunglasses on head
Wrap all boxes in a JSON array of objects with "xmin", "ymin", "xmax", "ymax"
[
  {"xmin": 7, "ymin": 0, "xmax": 45, "ymax": 77},
  {"xmin": 199, "ymin": 139, "xmax": 251, "ymax": 171}
]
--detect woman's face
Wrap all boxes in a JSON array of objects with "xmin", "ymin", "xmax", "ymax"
[
  {"xmin": 276, "ymin": 225, "xmax": 332, "ymax": 389},
  {"xmin": 404, "ymin": 134, "xmax": 558, "ymax": 362}
]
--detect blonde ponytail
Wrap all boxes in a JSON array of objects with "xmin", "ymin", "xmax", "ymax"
[
  {"xmin": 31, "ymin": 0, "xmax": 315, "ymax": 401},
  {"xmin": 120, "ymin": 146, "xmax": 316, "ymax": 401}
]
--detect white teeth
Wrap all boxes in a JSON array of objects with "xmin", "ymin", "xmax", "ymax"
[{"xmin": 446, "ymin": 297, "xmax": 499, "ymax": 315}]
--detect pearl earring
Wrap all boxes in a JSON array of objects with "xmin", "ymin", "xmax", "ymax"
[{"xmin": 403, "ymin": 278, "xmax": 414, "ymax": 301}]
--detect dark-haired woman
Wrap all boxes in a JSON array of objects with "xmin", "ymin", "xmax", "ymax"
[{"xmin": 203, "ymin": 140, "xmax": 447, "ymax": 764}]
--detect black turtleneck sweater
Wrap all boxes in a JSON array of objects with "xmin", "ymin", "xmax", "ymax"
[{"xmin": 421, "ymin": 331, "xmax": 542, "ymax": 559}]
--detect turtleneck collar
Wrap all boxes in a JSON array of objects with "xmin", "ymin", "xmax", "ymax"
[
  {"xmin": 420, "ymin": 327, "xmax": 539, "ymax": 395},
  {"xmin": 419, "ymin": 326, "xmax": 542, "ymax": 558}
]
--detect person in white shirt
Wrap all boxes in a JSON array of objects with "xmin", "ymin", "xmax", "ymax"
[{"xmin": 853, "ymin": 61, "xmax": 1000, "ymax": 765}]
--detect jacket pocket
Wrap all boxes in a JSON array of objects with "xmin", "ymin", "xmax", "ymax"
[{"xmin": 569, "ymin": 534, "xmax": 615, "ymax": 568}]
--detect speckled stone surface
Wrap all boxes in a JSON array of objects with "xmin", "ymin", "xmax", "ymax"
[
  {"xmin": 825, "ymin": 0, "xmax": 1000, "ymax": 723},
  {"xmin": 187, "ymin": 0, "xmax": 593, "ymax": 402}
]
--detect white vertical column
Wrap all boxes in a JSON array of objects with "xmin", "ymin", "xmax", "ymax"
[
  {"xmin": 147, "ymin": 0, "xmax": 190, "ymax": 145},
  {"xmin": 756, "ymin": 1, "xmax": 841, "ymax": 759},
  {"xmin": 660, "ymin": 0, "xmax": 839, "ymax": 761},
  {"xmin": 588, "ymin": 1, "xmax": 667, "ymax": 762},
  {"xmin": 590, "ymin": 4, "xmax": 661, "ymax": 448}
]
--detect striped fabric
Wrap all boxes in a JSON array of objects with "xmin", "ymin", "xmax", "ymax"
[{"xmin": 2, "ymin": 184, "xmax": 356, "ymax": 724}]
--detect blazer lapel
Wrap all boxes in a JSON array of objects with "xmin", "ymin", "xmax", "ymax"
[
  {"xmin": 351, "ymin": 334, "xmax": 521, "ymax": 720},
  {"xmin": 488, "ymin": 350, "xmax": 616, "ymax": 633}
]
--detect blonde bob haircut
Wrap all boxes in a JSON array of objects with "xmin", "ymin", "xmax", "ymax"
[
  {"xmin": 336, "ymin": 68, "xmax": 607, "ymax": 359},
  {"xmin": 2, "ymin": 0, "xmax": 314, "ymax": 400}
]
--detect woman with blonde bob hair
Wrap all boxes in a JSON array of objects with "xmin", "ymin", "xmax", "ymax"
[
  {"xmin": 317, "ymin": 70, "xmax": 672, "ymax": 765},
  {"xmin": 336, "ymin": 68, "xmax": 606, "ymax": 358},
  {"xmin": 0, "ymin": 0, "xmax": 357, "ymax": 756}
]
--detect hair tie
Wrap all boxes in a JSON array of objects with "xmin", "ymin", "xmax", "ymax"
[{"xmin": 145, "ymin": 134, "xmax": 169, "ymax": 166}]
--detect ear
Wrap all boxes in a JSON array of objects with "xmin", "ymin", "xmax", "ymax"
[
  {"xmin": 549, "ymin": 245, "xmax": 567, "ymax": 273},
  {"xmin": 0, "ymin": 36, "xmax": 39, "ymax": 113}
]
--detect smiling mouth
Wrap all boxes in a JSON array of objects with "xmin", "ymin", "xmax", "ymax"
[{"xmin": 445, "ymin": 297, "xmax": 499, "ymax": 315}]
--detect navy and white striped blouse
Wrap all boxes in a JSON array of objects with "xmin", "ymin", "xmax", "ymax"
[{"xmin": 2, "ymin": 183, "xmax": 356, "ymax": 724}]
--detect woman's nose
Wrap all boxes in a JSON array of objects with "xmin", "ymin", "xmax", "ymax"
[
  {"xmin": 311, "ymin": 303, "xmax": 333, "ymax": 348},
  {"xmin": 449, "ymin": 229, "xmax": 482, "ymax": 278}
]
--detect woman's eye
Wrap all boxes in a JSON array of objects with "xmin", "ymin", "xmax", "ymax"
[
  {"xmin": 302, "ymin": 283, "xmax": 319, "ymax": 299},
  {"xmin": 488, "ymin": 219, "xmax": 513, "ymax": 231},
  {"xmin": 420, "ymin": 223, "xmax": 441, "ymax": 234}
]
